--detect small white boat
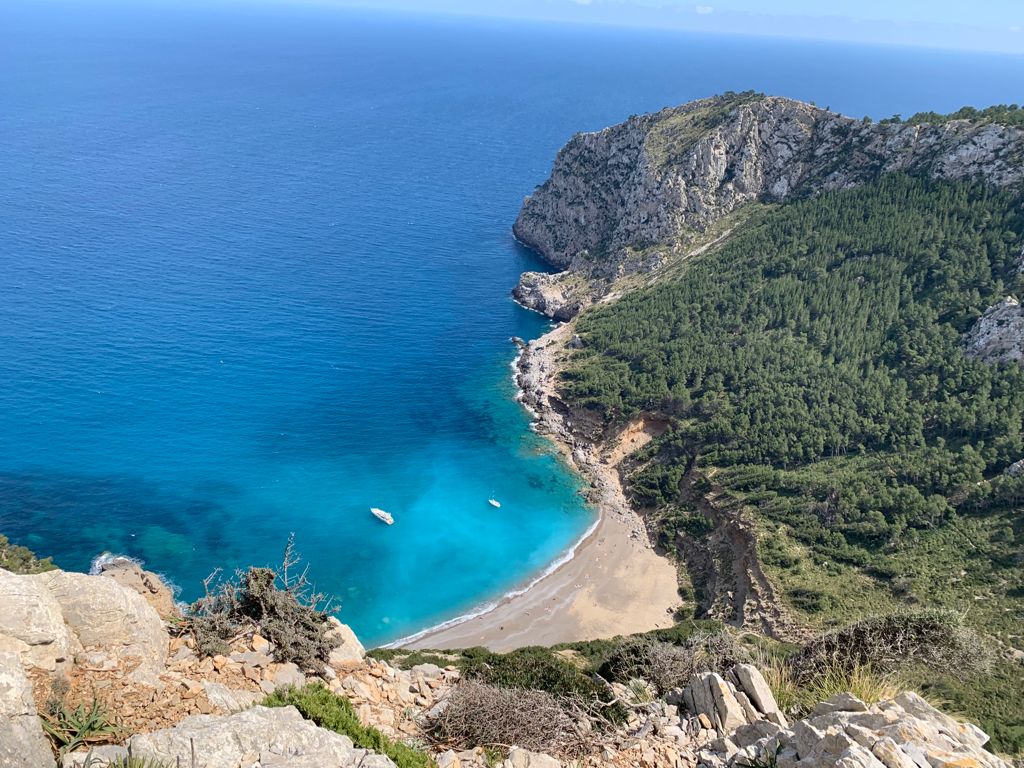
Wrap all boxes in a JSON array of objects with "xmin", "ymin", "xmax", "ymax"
[
  {"xmin": 370, "ymin": 507, "xmax": 394, "ymax": 525},
  {"xmin": 488, "ymin": 499, "xmax": 501, "ymax": 508}
]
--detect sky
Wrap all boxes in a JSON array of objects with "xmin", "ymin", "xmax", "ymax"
[{"xmin": 291, "ymin": 0, "xmax": 1024, "ymax": 54}]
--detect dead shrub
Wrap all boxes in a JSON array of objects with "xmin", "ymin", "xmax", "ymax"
[
  {"xmin": 430, "ymin": 681, "xmax": 591, "ymax": 758},
  {"xmin": 187, "ymin": 535, "xmax": 338, "ymax": 670},
  {"xmin": 599, "ymin": 630, "xmax": 749, "ymax": 693},
  {"xmin": 789, "ymin": 609, "xmax": 991, "ymax": 684}
]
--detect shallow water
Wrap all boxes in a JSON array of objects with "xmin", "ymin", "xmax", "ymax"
[{"xmin": 2, "ymin": 1, "xmax": 1023, "ymax": 645}]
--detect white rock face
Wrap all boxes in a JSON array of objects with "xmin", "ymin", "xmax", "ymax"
[
  {"xmin": 33, "ymin": 570, "xmax": 168, "ymax": 680},
  {"xmin": 962, "ymin": 296, "xmax": 1024, "ymax": 365},
  {"xmin": 128, "ymin": 706, "xmax": 397, "ymax": 768},
  {"xmin": 0, "ymin": 567, "xmax": 78, "ymax": 672},
  {"xmin": 0, "ymin": 651, "xmax": 56, "ymax": 768},
  {"xmin": 701, "ymin": 691, "xmax": 1010, "ymax": 768}
]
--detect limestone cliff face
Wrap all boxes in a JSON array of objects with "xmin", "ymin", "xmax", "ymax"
[
  {"xmin": 963, "ymin": 296, "xmax": 1024, "ymax": 365},
  {"xmin": 512, "ymin": 93, "xmax": 1024, "ymax": 317}
]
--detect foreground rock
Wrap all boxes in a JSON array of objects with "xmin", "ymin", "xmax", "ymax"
[
  {"xmin": 698, "ymin": 691, "xmax": 1010, "ymax": 768},
  {"xmin": 35, "ymin": 569, "xmax": 168, "ymax": 682},
  {"xmin": 0, "ymin": 651, "xmax": 55, "ymax": 768},
  {"xmin": 127, "ymin": 706, "xmax": 396, "ymax": 768}
]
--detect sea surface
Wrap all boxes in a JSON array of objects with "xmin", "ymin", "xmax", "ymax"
[{"xmin": 2, "ymin": 1, "xmax": 1023, "ymax": 645}]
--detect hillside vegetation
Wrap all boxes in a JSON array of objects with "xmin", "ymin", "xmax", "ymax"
[{"xmin": 555, "ymin": 173, "xmax": 1024, "ymax": 750}]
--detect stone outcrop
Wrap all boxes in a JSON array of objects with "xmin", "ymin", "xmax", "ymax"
[
  {"xmin": 35, "ymin": 570, "xmax": 168, "ymax": 681},
  {"xmin": 0, "ymin": 568, "xmax": 78, "ymax": 673},
  {"xmin": 94, "ymin": 555, "xmax": 180, "ymax": 620},
  {"xmin": 128, "ymin": 706, "xmax": 397, "ymax": 768},
  {"xmin": 698, "ymin": 691, "xmax": 1010, "ymax": 768},
  {"xmin": 0, "ymin": 651, "xmax": 55, "ymax": 768},
  {"xmin": 326, "ymin": 616, "xmax": 366, "ymax": 669},
  {"xmin": 962, "ymin": 296, "xmax": 1024, "ymax": 365},
  {"xmin": 676, "ymin": 664, "xmax": 788, "ymax": 738},
  {"xmin": 513, "ymin": 93, "xmax": 1024, "ymax": 317}
]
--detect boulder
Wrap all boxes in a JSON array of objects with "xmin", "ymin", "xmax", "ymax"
[
  {"xmin": 0, "ymin": 651, "xmax": 57, "ymax": 768},
  {"xmin": 812, "ymin": 693, "xmax": 869, "ymax": 717},
  {"xmin": 326, "ymin": 617, "xmax": 365, "ymax": 669},
  {"xmin": 95, "ymin": 556, "xmax": 180, "ymax": 620},
  {"xmin": 128, "ymin": 705, "xmax": 397, "ymax": 768},
  {"xmin": 201, "ymin": 681, "xmax": 262, "ymax": 713},
  {"xmin": 732, "ymin": 664, "xmax": 783, "ymax": 720},
  {"xmin": 502, "ymin": 747, "xmax": 561, "ymax": 768},
  {"xmin": 33, "ymin": 570, "xmax": 168, "ymax": 681},
  {"xmin": 61, "ymin": 746, "xmax": 130, "ymax": 768},
  {"xmin": 0, "ymin": 568, "xmax": 78, "ymax": 673}
]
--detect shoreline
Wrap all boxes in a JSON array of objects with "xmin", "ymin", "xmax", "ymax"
[{"xmin": 401, "ymin": 321, "xmax": 679, "ymax": 651}]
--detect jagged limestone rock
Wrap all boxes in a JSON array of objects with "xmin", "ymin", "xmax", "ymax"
[
  {"xmin": 702, "ymin": 690, "xmax": 1010, "ymax": 768},
  {"xmin": 0, "ymin": 567, "xmax": 78, "ymax": 672},
  {"xmin": 515, "ymin": 94, "xmax": 1024, "ymax": 270},
  {"xmin": 128, "ymin": 705, "xmax": 397, "ymax": 768},
  {"xmin": 0, "ymin": 651, "xmax": 57, "ymax": 768},
  {"xmin": 34, "ymin": 570, "xmax": 168, "ymax": 681}
]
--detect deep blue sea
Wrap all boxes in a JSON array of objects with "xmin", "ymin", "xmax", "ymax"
[{"xmin": 1, "ymin": 1, "xmax": 1022, "ymax": 645}]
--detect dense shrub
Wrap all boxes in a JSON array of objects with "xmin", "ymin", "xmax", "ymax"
[
  {"xmin": 0, "ymin": 533, "xmax": 55, "ymax": 574},
  {"xmin": 264, "ymin": 684, "xmax": 433, "ymax": 768},
  {"xmin": 789, "ymin": 610, "xmax": 991, "ymax": 684},
  {"xmin": 430, "ymin": 681, "xmax": 590, "ymax": 758},
  {"xmin": 188, "ymin": 536, "xmax": 338, "ymax": 669}
]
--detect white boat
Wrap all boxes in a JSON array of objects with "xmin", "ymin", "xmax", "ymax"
[
  {"xmin": 370, "ymin": 507, "xmax": 394, "ymax": 525},
  {"xmin": 488, "ymin": 498, "xmax": 501, "ymax": 508}
]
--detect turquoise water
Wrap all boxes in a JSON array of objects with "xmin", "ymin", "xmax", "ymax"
[{"xmin": 2, "ymin": 1, "xmax": 1023, "ymax": 645}]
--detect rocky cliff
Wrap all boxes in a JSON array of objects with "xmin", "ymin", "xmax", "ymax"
[
  {"xmin": 512, "ymin": 93, "xmax": 1024, "ymax": 317},
  {"xmin": 0, "ymin": 563, "xmax": 1013, "ymax": 768}
]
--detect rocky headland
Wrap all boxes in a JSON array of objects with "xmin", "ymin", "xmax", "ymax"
[{"xmin": 512, "ymin": 93, "xmax": 1024, "ymax": 321}]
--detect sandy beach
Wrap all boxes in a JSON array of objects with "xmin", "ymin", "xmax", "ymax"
[{"xmin": 406, "ymin": 323, "xmax": 680, "ymax": 651}]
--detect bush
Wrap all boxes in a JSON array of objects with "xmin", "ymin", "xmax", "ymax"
[
  {"xmin": 188, "ymin": 536, "xmax": 338, "ymax": 670},
  {"xmin": 41, "ymin": 695, "xmax": 122, "ymax": 756},
  {"xmin": 598, "ymin": 630, "xmax": 749, "ymax": 693},
  {"xmin": 430, "ymin": 681, "xmax": 590, "ymax": 758},
  {"xmin": 789, "ymin": 610, "xmax": 992, "ymax": 684},
  {"xmin": 460, "ymin": 646, "xmax": 595, "ymax": 699},
  {"xmin": 459, "ymin": 646, "xmax": 623, "ymax": 722},
  {"xmin": 264, "ymin": 684, "xmax": 433, "ymax": 768},
  {"xmin": 0, "ymin": 533, "xmax": 55, "ymax": 574}
]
